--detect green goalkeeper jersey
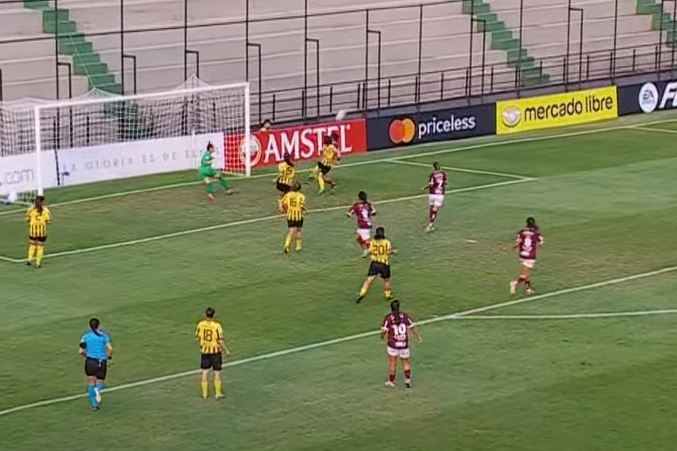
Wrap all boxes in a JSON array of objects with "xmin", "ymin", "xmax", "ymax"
[{"xmin": 199, "ymin": 151, "xmax": 217, "ymax": 178}]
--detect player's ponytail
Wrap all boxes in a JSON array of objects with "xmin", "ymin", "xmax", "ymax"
[
  {"xmin": 358, "ymin": 191, "xmax": 367, "ymax": 202},
  {"xmin": 375, "ymin": 226, "xmax": 385, "ymax": 240},
  {"xmin": 390, "ymin": 299, "xmax": 402, "ymax": 325},
  {"xmin": 89, "ymin": 317, "xmax": 102, "ymax": 336},
  {"xmin": 526, "ymin": 216, "xmax": 538, "ymax": 230}
]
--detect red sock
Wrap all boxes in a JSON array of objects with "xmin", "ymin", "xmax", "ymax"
[
  {"xmin": 429, "ymin": 206, "xmax": 438, "ymax": 223},
  {"xmin": 516, "ymin": 275, "xmax": 527, "ymax": 286},
  {"xmin": 389, "ymin": 373, "xmax": 396, "ymax": 383},
  {"xmin": 404, "ymin": 369, "xmax": 411, "ymax": 381},
  {"xmin": 524, "ymin": 278, "xmax": 532, "ymax": 289}
]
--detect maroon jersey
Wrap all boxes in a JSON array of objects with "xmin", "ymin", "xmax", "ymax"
[
  {"xmin": 381, "ymin": 312, "xmax": 414, "ymax": 349},
  {"xmin": 516, "ymin": 227, "xmax": 543, "ymax": 259},
  {"xmin": 428, "ymin": 170, "xmax": 447, "ymax": 195},
  {"xmin": 348, "ymin": 201, "xmax": 376, "ymax": 229}
]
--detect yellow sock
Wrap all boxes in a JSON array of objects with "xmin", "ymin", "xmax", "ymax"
[
  {"xmin": 35, "ymin": 246, "xmax": 45, "ymax": 266},
  {"xmin": 295, "ymin": 239, "xmax": 302, "ymax": 251},
  {"xmin": 384, "ymin": 289, "xmax": 392, "ymax": 300},
  {"xmin": 27, "ymin": 244, "xmax": 35, "ymax": 263},
  {"xmin": 317, "ymin": 175, "xmax": 325, "ymax": 192},
  {"xmin": 284, "ymin": 235, "xmax": 292, "ymax": 251},
  {"xmin": 201, "ymin": 381, "xmax": 209, "ymax": 399},
  {"xmin": 359, "ymin": 287, "xmax": 368, "ymax": 297},
  {"xmin": 214, "ymin": 379, "xmax": 223, "ymax": 397}
]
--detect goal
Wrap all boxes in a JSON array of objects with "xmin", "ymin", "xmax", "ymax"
[{"xmin": 0, "ymin": 77, "xmax": 251, "ymax": 205}]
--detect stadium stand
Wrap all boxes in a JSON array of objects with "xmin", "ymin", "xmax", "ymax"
[{"xmin": 1, "ymin": 0, "xmax": 677, "ymax": 119}]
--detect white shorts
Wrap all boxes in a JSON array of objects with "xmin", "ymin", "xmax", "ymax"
[
  {"xmin": 387, "ymin": 346, "xmax": 410, "ymax": 359},
  {"xmin": 428, "ymin": 194, "xmax": 444, "ymax": 207},
  {"xmin": 521, "ymin": 259, "xmax": 536, "ymax": 269},
  {"xmin": 357, "ymin": 229, "xmax": 371, "ymax": 241}
]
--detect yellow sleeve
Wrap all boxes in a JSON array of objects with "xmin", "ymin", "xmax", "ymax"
[
  {"xmin": 217, "ymin": 323, "xmax": 224, "ymax": 340},
  {"xmin": 195, "ymin": 323, "xmax": 201, "ymax": 339},
  {"xmin": 45, "ymin": 207, "xmax": 51, "ymax": 222},
  {"xmin": 281, "ymin": 193, "xmax": 289, "ymax": 207},
  {"xmin": 25, "ymin": 207, "xmax": 32, "ymax": 222},
  {"xmin": 277, "ymin": 163, "xmax": 284, "ymax": 174}
]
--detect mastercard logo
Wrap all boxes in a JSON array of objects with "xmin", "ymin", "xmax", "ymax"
[{"xmin": 389, "ymin": 118, "xmax": 416, "ymax": 144}]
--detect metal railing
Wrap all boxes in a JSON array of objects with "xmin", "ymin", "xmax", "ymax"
[{"xmin": 1, "ymin": 0, "xmax": 677, "ymax": 122}]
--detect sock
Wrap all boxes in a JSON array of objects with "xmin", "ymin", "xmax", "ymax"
[
  {"xmin": 295, "ymin": 238, "xmax": 302, "ymax": 251},
  {"xmin": 389, "ymin": 373, "xmax": 396, "ymax": 383},
  {"xmin": 359, "ymin": 286, "xmax": 368, "ymax": 297},
  {"xmin": 311, "ymin": 166, "xmax": 319, "ymax": 177},
  {"xmin": 516, "ymin": 275, "xmax": 527, "ymax": 286},
  {"xmin": 207, "ymin": 183, "xmax": 215, "ymax": 194},
  {"xmin": 284, "ymin": 235, "xmax": 292, "ymax": 251},
  {"xmin": 87, "ymin": 384, "xmax": 97, "ymax": 407},
  {"xmin": 219, "ymin": 177, "xmax": 230, "ymax": 190},
  {"xmin": 27, "ymin": 244, "xmax": 35, "ymax": 262},
  {"xmin": 404, "ymin": 369, "xmax": 411, "ymax": 383},
  {"xmin": 317, "ymin": 175, "xmax": 325, "ymax": 192},
  {"xmin": 384, "ymin": 289, "xmax": 392, "ymax": 299},
  {"xmin": 429, "ymin": 206, "xmax": 438, "ymax": 223},
  {"xmin": 214, "ymin": 379, "xmax": 223, "ymax": 396},
  {"xmin": 201, "ymin": 381, "xmax": 209, "ymax": 399},
  {"xmin": 96, "ymin": 382, "xmax": 104, "ymax": 392},
  {"xmin": 524, "ymin": 278, "xmax": 532, "ymax": 289},
  {"xmin": 35, "ymin": 246, "xmax": 45, "ymax": 266}
]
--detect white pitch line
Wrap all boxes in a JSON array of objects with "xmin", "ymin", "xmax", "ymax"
[
  {"xmin": 386, "ymin": 159, "xmax": 533, "ymax": 180},
  {"xmin": 629, "ymin": 126, "xmax": 677, "ymax": 135},
  {"xmin": 1, "ymin": 263, "xmax": 675, "ymax": 417},
  {"xmin": 454, "ymin": 309, "xmax": 677, "ymax": 320},
  {"xmin": 0, "ymin": 178, "xmax": 533, "ymax": 263},
  {"xmin": 2, "ymin": 116, "xmax": 675, "ymax": 217}
]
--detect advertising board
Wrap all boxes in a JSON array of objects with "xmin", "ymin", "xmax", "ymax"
[{"xmin": 496, "ymin": 86, "xmax": 618, "ymax": 135}]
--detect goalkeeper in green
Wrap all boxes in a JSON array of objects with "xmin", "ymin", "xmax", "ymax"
[{"xmin": 199, "ymin": 143, "xmax": 233, "ymax": 200}]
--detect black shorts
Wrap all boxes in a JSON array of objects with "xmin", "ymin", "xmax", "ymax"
[
  {"xmin": 368, "ymin": 261, "xmax": 391, "ymax": 279},
  {"xmin": 201, "ymin": 353, "xmax": 223, "ymax": 371},
  {"xmin": 84, "ymin": 357, "xmax": 108, "ymax": 380},
  {"xmin": 317, "ymin": 162, "xmax": 331, "ymax": 175},
  {"xmin": 276, "ymin": 182, "xmax": 291, "ymax": 194},
  {"xmin": 287, "ymin": 218, "xmax": 304, "ymax": 228},
  {"xmin": 29, "ymin": 236, "xmax": 47, "ymax": 243}
]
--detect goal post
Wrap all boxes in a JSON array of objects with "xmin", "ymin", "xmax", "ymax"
[{"xmin": 0, "ymin": 77, "xmax": 251, "ymax": 205}]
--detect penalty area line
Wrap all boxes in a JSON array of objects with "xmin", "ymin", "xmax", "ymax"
[
  {"xmin": 0, "ymin": 263, "xmax": 675, "ymax": 417},
  {"xmin": 454, "ymin": 308, "xmax": 677, "ymax": 321},
  {"xmin": 0, "ymin": 178, "xmax": 533, "ymax": 263}
]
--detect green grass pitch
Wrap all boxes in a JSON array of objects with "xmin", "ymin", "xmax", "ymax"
[{"xmin": 1, "ymin": 114, "xmax": 677, "ymax": 451}]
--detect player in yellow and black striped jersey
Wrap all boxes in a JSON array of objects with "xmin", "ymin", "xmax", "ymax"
[
  {"xmin": 357, "ymin": 226, "xmax": 397, "ymax": 303},
  {"xmin": 279, "ymin": 182, "xmax": 306, "ymax": 254},
  {"xmin": 276, "ymin": 153, "xmax": 296, "ymax": 197},
  {"xmin": 310, "ymin": 135, "xmax": 340, "ymax": 194},
  {"xmin": 25, "ymin": 196, "xmax": 51, "ymax": 268},
  {"xmin": 195, "ymin": 307, "xmax": 230, "ymax": 400}
]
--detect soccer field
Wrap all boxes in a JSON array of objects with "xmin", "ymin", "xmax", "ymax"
[{"xmin": 1, "ymin": 114, "xmax": 677, "ymax": 451}]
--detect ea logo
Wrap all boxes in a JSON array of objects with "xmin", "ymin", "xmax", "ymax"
[
  {"xmin": 389, "ymin": 118, "xmax": 416, "ymax": 144},
  {"xmin": 240, "ymin": 134, "xmax": 262, "ymax": 167},
  {"xmin": 501, "ymin": 106, "xmax": 522, "ymax": 128},
  {"xmin": 638, "ymin": 82, "xmax": 659, "ymax": 113}
]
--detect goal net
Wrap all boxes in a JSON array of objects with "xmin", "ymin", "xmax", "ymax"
[{"xmin": 0, "ymin": 77, "xmax": 250, "ymax": 205}]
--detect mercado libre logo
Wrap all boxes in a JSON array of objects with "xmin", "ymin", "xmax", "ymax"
[{"xmin": 388, "ymin": 118, "xmax": 416, "ymax": 144}]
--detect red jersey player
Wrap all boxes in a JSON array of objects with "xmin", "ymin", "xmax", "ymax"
[
  {"xmin": 510, "ymin": 217, "xmax": 544, "ymax": 296},
  {"xmin": 381, "ymin": 299, "xmax": 422, "ymax": 389},
  {"xmin": 424, "ymin": 162, "xmax": 447, "ymax": 233},
  {"xmin": 347, "ymin": 191, "xmax": 376, "ymax": 258}
]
